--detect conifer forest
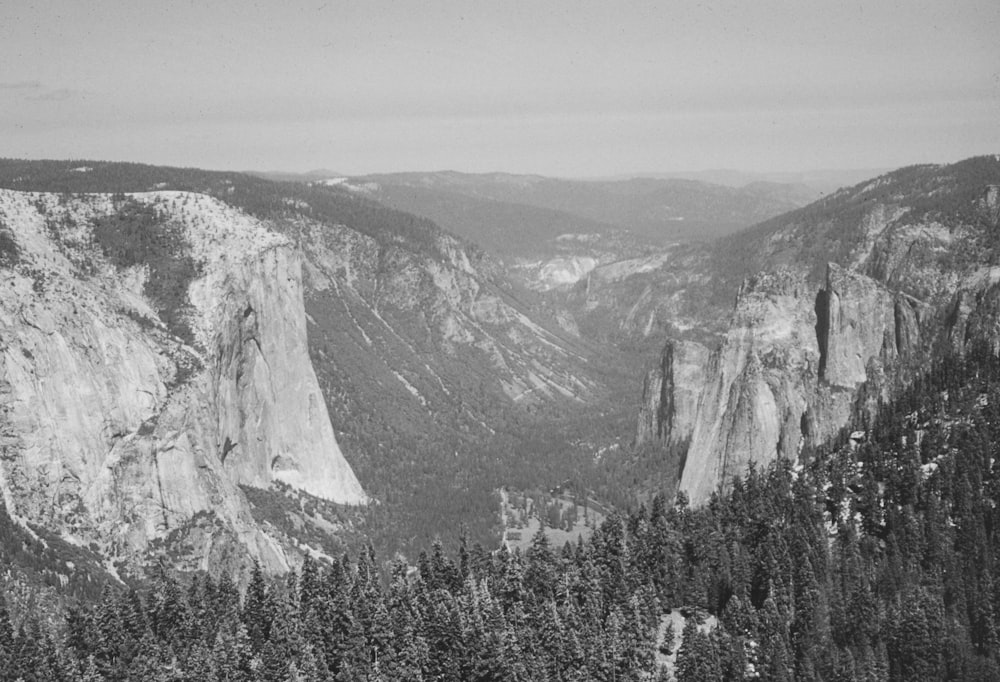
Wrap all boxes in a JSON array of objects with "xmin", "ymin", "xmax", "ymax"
[{"xmin": 3, "ymin": 346, "xmax": 1000, "ymax": 680}]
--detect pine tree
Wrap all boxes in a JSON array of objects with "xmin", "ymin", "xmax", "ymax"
[
  {"xmin": 151, "ymin": 571, "xmax": 188, "ymax": 649},
  {"xmin": 0, "ymin": 597, "xmax": 13, "ymax": 673},
  {"xmin": 242, "ymin": 562, "xmax": 272, "ymax": 652},
  {"xmin": 80, "ymin": 654, "xmax": 105, "ymax": 682},
  {"xmin": 675, "ymin": 618, "xmax": 722, "ymax": 681}
]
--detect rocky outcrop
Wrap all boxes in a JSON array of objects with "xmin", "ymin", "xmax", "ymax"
[
  {"xmin": 636, "ymin": 340, "xmax": 708, "ymax": 447},
  {"xmin": 945, "ymin": 267, "xmax": 1000, "ymax": 354},
  {"xmin": 654, "ymin": 171, "xmax": 1000, "ymax": 505},
  {"xmin": 818, "ymin": 263, "xmax": 900, "ymax": 387},
  {"xmin": 675, "ymin": 269, "xmax": 831, "ymax": 504},
  {"xmin": 669, "ymin": 259, "xmax": 1000, "ymax": 505},
  {"xmin": 0, "ymin": 190, "xmax": 365, "ymax": 574},
  {"xmin": 207, "ymin": 246, "xmax": 365, "ymax": 503}
]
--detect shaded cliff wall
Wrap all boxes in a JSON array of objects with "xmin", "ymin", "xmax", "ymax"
[{"xmin": 636, "ymin": 340, "xmax": 708, "ymax": 447}]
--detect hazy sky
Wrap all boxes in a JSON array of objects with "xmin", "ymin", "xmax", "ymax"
[{"xmin": 2, "ymin": 0, "xmax": 998, "ymax": 175}]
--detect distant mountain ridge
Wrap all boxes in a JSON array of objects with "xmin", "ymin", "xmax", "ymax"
[
  {"xmin": 350, "ymin": 170, "xmax": 815, "ymax": 251},
  {"xmin": 618, "ymin": 167, "xmax": 888, "ymax": 193}
]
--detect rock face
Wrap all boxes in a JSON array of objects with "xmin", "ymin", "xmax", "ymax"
[
  {"xmin": 676, "ymin": 269, "xmax": 829, "ymax": 504},
  {"xmin": 635, "ymin": 340, "xmax": 708, "ymax": 447},
  {"xmin": 673, "ymin": 261, "xmax": 1000, "ymax": 505},
  {"xmin": 818, "ymin": 263, "xmax": 899, "ymax": 388},
  {"xmin": 0, "ymin": 190, "xmax": 365, "ymax": 573},
  {"xmin": 642, "ymin": 158, "xmax": 1000, "ymax": 505},
  {"xmin": 206, "ymin": 246, "xmax": 365, "ymax": 503}
]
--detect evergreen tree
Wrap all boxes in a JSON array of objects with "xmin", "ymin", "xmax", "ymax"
[{"xmin": 675, "ymin": 618, "xmax": 721, "ymax": 681}]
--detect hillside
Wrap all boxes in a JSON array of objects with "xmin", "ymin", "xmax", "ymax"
[
  {"xmin": 608, "ymin": 155, "xmax": 1000, "ymax": 504},
  {"xmin": 4, "ymin": 155, "xmax": 997, "ymax": 576},
  {"xmin": 354, "ymin": 171, "xmax": 813, "ymax": 244},
  {"xmin": 330, "ymin": 172, "xmax": 814, "ymax": 295},
  {"xmin": 0, "ymin": 159, "xmax": 637, "ymax": 565}
]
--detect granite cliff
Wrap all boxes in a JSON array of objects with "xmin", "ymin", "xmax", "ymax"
[
  {"xmin": 636, "ymin": 157, "xmax": 1000, "ymax": 504},
  {"xmin": 0, "ymin": 189, "xmax": 366, "ymax": 575},
  {"xmin": 0, "ymin": 159, "xmax": 626, "ymax": 563}
]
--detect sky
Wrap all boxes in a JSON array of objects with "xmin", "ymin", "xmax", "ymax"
[{"xmin": 1, "ymin": 0, "xmax": 998, "ymax": 176}]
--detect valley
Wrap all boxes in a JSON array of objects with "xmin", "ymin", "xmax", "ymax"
[
  {"xmin": 0, "ymin": 160, "xmax": 642, "ymax": 574},
  {"xmin": 4, "ymin": 0, "xmax": 996, "ymax": 675},
  {"xmin": 3, "ymin": 155, "xmax": 1000, "ymax": 680},
  {"xmin": 2, "ymin": 155, "xmax": 1000, "ymax": 587}
]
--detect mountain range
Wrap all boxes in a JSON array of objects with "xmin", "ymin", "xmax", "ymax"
[{"xmin": 1, "ymin": 155, "xmax": 998, "ymax": 585}]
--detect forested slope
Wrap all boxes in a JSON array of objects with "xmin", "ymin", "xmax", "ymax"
[{"xmin": 4, "ymin": 344, "xmax": 1000, "ymax": 680}]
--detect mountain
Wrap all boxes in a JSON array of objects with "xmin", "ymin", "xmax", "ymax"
[
  {"xmin": 0, "ymin": 159, "xmax": 633, "ymax": 571},
  {"xmin": 335, "ymin": 179, "xmax": 634, "ymax": 259},
  {"xmin": 331, "ymin": 172, "xmax": 815, "ymax": 294},
  {"xmin": 628, "ymin": 155, "xmax": 1000, "ymax": 504},
  {"xmin": 631, "ymin": 167, "xmax": 887, "ymax": 194},
  {"xmin": 285, "ymin": 188, "xmax": 634, "ymax": 557},
  {"xmin": 0, "ymin": 188, "xmax": 365, "ymax": 578},
  {"xmin": 247, "ymin": 168, "xmax": 344, "ymax": 183},
  {"xmin": 5, "ymin": 154, "xmax": 996, "ymax": 579},
  {"xmin": 351, "ymin": 171, "xmax": 814, "ymax": 242}
]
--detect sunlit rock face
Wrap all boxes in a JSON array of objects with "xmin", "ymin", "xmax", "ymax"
[
  {"xmin": 672, "ymin": 261, "xmax": 1000, "ymax": 506},
  {"xmin": 206, "ymin": 245, "xmax": 366, "ymax": 504},
  {"xmin": 676, "ymin": 269, "xmax": 825, "ymax": 505},
  {"xmin": 645, "ymin": 164, "xmax": 1000, "ymax": 505},
  {"xmin": 0, "ymin": 190, "xmax": 365, "ymax": 574}
]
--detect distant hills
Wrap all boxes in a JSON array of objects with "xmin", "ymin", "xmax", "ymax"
[
  {"xmin": 250, "ymin": 168, "xmax": 845, "ymax": 260},
  {"xmin": 340, "ymin": 171, "xmax": 817, "ymax": 255},
  {"xmin": 615, "ymin": 167, "xmax": 889, "ymax": 193}
]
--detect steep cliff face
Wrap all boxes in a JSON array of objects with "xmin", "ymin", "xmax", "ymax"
[
  {"xmin": 676, "ymin": 270, "xmax": 828, "ymax": 504},
  {"xmin": 646, "ymin": 158, "xmax": 1000, "ymax": 505},
  {"xmin": 0, "ymin": 159, "xmax": 635, "ymax": 565},
  {"xmin": 0, "ymin": 190, "xmax": 365, "ymax": 574},
  {"xmin": 818, "ymin": 263, "xmax": 900, "ymax": 388},
  {"xmin": 673, "ymin": 260, "xmax": 1000, "ymax": 505},
  {"xmin": 635, "ymin": 340, "xmax": 708, "ymax": 447},
  {"xmin": 205, "ymin": 245, "xmax": 365, "ymax": 503}
]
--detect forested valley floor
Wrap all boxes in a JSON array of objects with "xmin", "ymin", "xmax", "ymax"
[{"xmin": 4, "ymin": 345, "xmax": 1000, "ymax": 681}]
